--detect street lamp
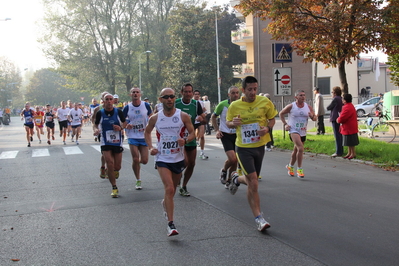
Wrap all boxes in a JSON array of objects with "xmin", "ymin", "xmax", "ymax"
[
  {"xmin": 213, "ymin": 7, "xmax": 221, "ymax": 103},
  {"xmin": 139, "ymin": 50, "xmax": 151, "ymax": 90}
]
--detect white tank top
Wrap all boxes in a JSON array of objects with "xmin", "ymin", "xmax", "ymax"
[
  {"xmin": 125, "ymin": 102, "xmax": 149, "ymax": 139},
  {"xmin": 288, "ymin": 102, "xmax": 310, "ymax": 136},
  {"xmin": 155, "ymin": 109, "xmax": 185, "ymax": 163}
]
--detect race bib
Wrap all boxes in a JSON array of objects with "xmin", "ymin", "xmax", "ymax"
[
  {"xmin": 46, "ymin": 116, "xmax": 53, "ymax": 122},
  {"xmin": 105, "ymin": 130, "xmax": 120, "ymax": 143},
  {"xmin": 25, "ymin": 116, "xmax": 32, "ymax": 123},
  {"xmin": 131, "ymin": 120, "xmax": 145, "ymax": 133},
  {"xmin": 160, "ymin": 135, "xmax": 181, "ymax": 155},
  {"xmin": 35, "ymin": 118, "xmax": 42, "ymax": 124},
  {"xmin": 241, "ymin": 123, "xmax": 260, "ymax": 144}
]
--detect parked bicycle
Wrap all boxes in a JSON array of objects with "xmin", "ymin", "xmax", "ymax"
[{"xmin": 357, "ymin": 110, "xmax": 396, "ymax": 143}]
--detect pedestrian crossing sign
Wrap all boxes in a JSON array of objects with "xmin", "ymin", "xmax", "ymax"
[{"xmin": 273, "ymin": 43, "xmax": 293, "ymax": 63}]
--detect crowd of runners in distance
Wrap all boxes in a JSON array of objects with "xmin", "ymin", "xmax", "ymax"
[{"xmin": 19, "ymin": 96, "xmax": 126, "ymax": 147}]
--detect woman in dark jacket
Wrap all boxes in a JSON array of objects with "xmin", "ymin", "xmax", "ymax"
[
  {"xmin": 337, "ymin": 94, "xmax": 359, "ymax": 159},
  {"xmin": 327, "ymin": 86, "xmax": 343, "ymax": 157}
]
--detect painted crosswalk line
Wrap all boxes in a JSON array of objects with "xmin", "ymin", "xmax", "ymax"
[
  {"xmin": 63, "ymin": 146, "xmax": 83, "ymax": 155},
  {"xmin": 0, "ymin": 150, "xmax": 19, "ymax": 159},
  {"xmin": 32, "ymin": 149, "xmax": 50, "ymax": 157}
]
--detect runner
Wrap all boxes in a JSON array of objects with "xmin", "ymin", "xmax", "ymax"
[
  {"xmin": 226, "ymin": 76, "xmax": 277, "ymax": 232},
  {"xmin": 68, "ymin": 102, "xmax": 83, "ymax": 144},
  {"xmin": 211, "ymin": 86, "xmax": 240, "ymax": 188},
  {"xmin": 123, "ymin": 87, "xmax": 152, "ymax": 190},
  {"xmin": 21, "ymin": 102, "xmax": 35, "ymax": 147},
  {"xmin": 193, "ymin": 89, "xmax": 208, "ymax": 160},
  {"xmin": 56, "ymin": 101, "xmax": 70, "ymax": 145},
  {"xmin": 92, "ymin": 92, "xmax": 110, "ymax": 179},
  {"xmin": 144, "ymin": 88, "xmax": 195, "ymax": 236},
  {"xmin": 45, "ymin": 104, "xmax": 56, "ymax": 145},
  {"xmin": 93, "ymin": 93, "xmax": 127, "ymax": 198},
  {"xmin": 279, "ymin": 89, "xmax": 317, "ymax": 178},
  {"xmin": 175, "ymin": 83, "xmax": 206, "ymax": 197},
  {"xmin": 33, "ymin": 106, "xmax": 45, "ymax": 143}
]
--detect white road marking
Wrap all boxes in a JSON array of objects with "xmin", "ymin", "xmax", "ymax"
[
  {"xmin": 91, "ymin": 145, "xmax": 101, "ymax": 152},
  {"xmin": 0, "ymin": 151, "xmax": 19, "ymax": 159},
  {"xmin": 63, "ymin": 146, "xmax": 83, "ymax": 155},
  {"xmin": 32, "ymin": 149, "xmax": 50, "ymax": 157}
]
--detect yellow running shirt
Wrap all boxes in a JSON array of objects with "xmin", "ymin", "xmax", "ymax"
[{"xmin": 226, "ymin": 95, "xmax": 277, "ymax": 148}]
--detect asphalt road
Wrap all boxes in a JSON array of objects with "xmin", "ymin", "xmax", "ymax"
[{"xmin": 1, "ymin": 118, "xmax": 399, "ymax": 265}]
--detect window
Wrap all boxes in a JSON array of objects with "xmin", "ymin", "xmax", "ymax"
[{"xmin": 317, "ymin": 77, "xmax": 330, "ymax": 95}]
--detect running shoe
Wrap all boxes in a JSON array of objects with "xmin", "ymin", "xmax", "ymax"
[
  {"xmin": 100, "ymin": 168, "xmax": 107, "ymax": 179},
  {"xmin": 229, "ymin": 171, "xmax": 240, "ymax": 195},
  {"xmin": 161, "ymin": 199, "xmax": 168, "ymax": 220},
  {"xmin": 63, "ymin": 141, "xmax": 66, "ymax": 145},
  {"xmin": 297, "ymin": 168, "xmax": 305, "ymax": 178},
  {"xmin": 52, "ymin": 135, "xmax": 55, "ymax": 140},
  {"xmin": 199, "ymin": 154, "xmax": 209, "ymax": 160},
  {"xmin": 286, "ymin": 165, "xmax": 294, "ymax": 177},
  {"xmin": 179, "ymin": 187, "xmax": 190, "ymax": 197},
  {"xmin": 255, "ymin": 215, "xmax": 271, "ymax": 231},
  {"xmin": 111, "ymin": 188, "xmax": 119, "ymax": 198},
  {"xmin": 76, "ymin": 141, "xmax": 79, "ymax": 145},
  {"xmin": 114, "ymin": 170, "xmax": 119, "ymax": 179},
  {"xmin": 220, "ymin": 169, "xmax": 227, "ymax": 184},
  {"xmin": 27, "ymin": 143, "xmax": 31, "ymax": 147},
  {"xmin": 135, "ymin": 180, "xmax": 142, "ymax": 190},
  {"xmin": 258, "ymin": 175, "xmax": 262, "ymax": 180},
  {"xmin": 266, "ymin": 147, "xmax": 272, "ymax": 152},
  {"xmin": 224, "ymin": 180, "xmax": 230, "ymax": 189},
  {"xmin": 71, "ymin": 138, "xmax": 74, "ymax": 142},
  {"xmin": 167, "ymin": 223, "xmax": 179, "ymax": 236},
  {"xmin": 30, "ymin": 136, "xmax": 33, "ymax": 141},
  {"xmin": 47, "ymin": 140, "xmax": 51, "ymax": 145},
  {"xmin": 39, "ymin": 140, "xmax": 41, "ymax": 144}
]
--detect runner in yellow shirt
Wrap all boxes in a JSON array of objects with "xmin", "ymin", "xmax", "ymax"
[{"xmin": 226, "ymin": 76, "xmax": 277, "ymax": 232}]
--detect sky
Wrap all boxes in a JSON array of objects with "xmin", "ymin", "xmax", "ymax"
[
  {"xmin": 0, "ymin": 0, "xmax": 48, "ymax": 71},
  {"xmin": 0, "ymin": 0, "xmax": 388, "ymax": 73}
]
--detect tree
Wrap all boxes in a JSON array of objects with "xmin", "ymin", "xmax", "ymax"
[
  {"xmin": 0, "ymin": 57, "xmax": 21, "ymax": 108},
  {"xmin": 163, "ymin": 4, "xmax": 244, "ymax": 100},
  {"xmin": 25, "ymin": 68, "xmax": 91, "ymax": 106},
  {"xmin": 41, "ymin": 0, "xmax": 142, "ymax": 94},
  {"xmin": 237, "ymin": 0, "xmax": 386, "ymax": 94},
  {"xmin": 383, "ymin": 1, "xmax": 399, "ymax": 86}
]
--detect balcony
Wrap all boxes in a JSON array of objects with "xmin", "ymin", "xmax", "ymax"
[
  {"xmin": 233, "ymin": 63, "xmax": 254, "ymax": 78},
  {"xmin": 231, "ymin": 28, "xmax": 253, "ymax": 45}
]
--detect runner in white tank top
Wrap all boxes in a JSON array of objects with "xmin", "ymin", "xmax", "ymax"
[{"xmin": 144, "ymin": 88, "xmax": 195, "ymax": 237}]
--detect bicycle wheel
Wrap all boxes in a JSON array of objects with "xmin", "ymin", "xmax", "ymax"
[{"xmin": 372, "ymin": 122, "xmax": 396, "ymax": 143}]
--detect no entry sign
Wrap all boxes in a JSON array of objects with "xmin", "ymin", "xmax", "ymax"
[{"xmin": 273, "ymin": 67, "xmax": 292, "ymax": 96}]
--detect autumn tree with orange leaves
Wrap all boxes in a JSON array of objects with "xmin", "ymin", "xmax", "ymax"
[{"xmin": 237, "ymin": 0, "xmax": 387, "ymax": 94}]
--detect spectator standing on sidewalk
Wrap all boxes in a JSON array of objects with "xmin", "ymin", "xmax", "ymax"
[
  {"xmin": 313, "ymin": 87, "xmax": 325, "ymax": 135},
  {"xmin": 327, "ymin": 86, "xmax": 343, "ymax": 157},
  {"xmin": 337, "ymin": 94, "xmax": 359, "ymax": 159}
]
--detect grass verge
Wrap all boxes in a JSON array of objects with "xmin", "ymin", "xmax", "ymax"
[{"xmin": 273, "ymin": 127, "xmax": 399, "ymax": 171}]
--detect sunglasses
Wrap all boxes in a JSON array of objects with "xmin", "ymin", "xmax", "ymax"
[
  {"xmin": 104, "ymin": 98, "xmax": 114, "ymax": 101},
  {"xmin": 160, "ymin": 95, "xmax": 176, "ymax": 99}
]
